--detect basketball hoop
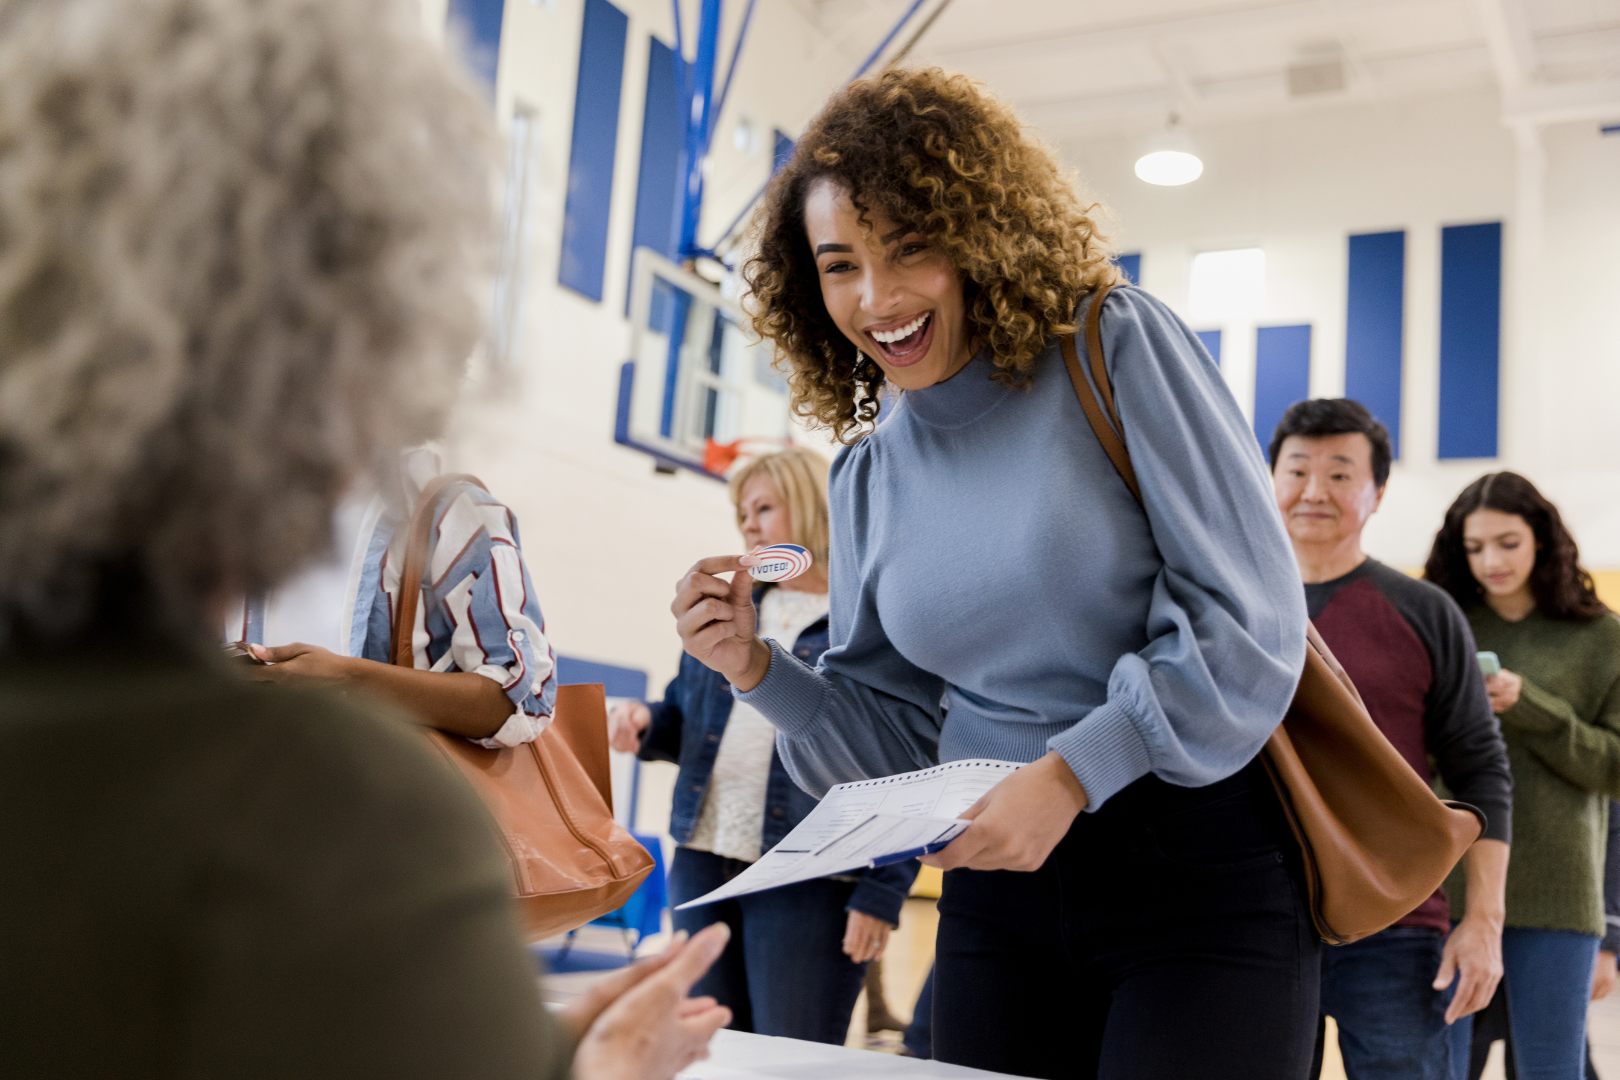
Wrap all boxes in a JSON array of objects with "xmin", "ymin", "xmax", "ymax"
[{"xmin": 704, "ymin": 436, "xmax": 793, "ymax": 477}]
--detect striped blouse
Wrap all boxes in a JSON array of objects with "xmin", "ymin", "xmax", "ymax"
[{"xmin": 343, "ymin": 477, "xmax": 558, "ymax": 749}]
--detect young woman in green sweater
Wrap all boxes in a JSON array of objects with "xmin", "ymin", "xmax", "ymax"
[{"xmin": 1426, "ymin": 471, "xmax": 1620, "ymax": 1080}]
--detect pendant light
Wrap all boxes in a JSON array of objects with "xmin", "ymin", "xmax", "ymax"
[{"xmin": 1135, "ymin": 114, "xmax": 1203, "ymax": 187}]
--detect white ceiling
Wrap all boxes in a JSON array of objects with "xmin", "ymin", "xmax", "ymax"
[{"xmin": 803, "ymin": 0, "xmax": 1620, "ymax": 137}]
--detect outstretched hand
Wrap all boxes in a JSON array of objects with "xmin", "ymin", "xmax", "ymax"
[
  {"xmin": 672, "ymin": 556, "xmax": 771, "ymax": 692},
  {"xmin": 920, "ymin": 751, "xmax": 1089, "ymax": 873},
  {"xmin": 571, "ymin": 923, "xmax": 733, "ymax": 1080},
  {"xmin": 608, "ymin": 701, "xmax": 652, "ymax": 754},
  {"xmin": 243, "ymin": 642, "xmax": 353, "ymax": 686}
]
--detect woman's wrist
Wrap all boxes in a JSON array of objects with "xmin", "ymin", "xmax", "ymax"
[
  {"xmin": 1039, "ymin": 750, "xmax": 1090, "ymax": 815},
  {"xmin": 728, "ymin": 637, "xmax": 773, "ymax": 693}
]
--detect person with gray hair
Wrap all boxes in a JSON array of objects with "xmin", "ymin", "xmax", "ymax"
[{"xmin": 0, "ymin": 0, "xmax": 730, "ymax": 1076}]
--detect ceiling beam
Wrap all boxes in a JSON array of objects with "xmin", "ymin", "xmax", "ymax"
[
  {"xmin": 1502, "ymin": 79, "xmax": 1620, "ymax": 126},
  {"xmin": 928, "ymin": 0, "xmax": 1327, "ymax": 62},
  {"xmin": 1152, "ymin": 43, "xmax": 1202, "ymax": 115},
  {"xmin": 1474, "ymin": 0, "xmax": 1537, "ymax": 90}
]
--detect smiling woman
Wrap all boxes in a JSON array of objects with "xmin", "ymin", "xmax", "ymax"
[
  {"xmin": 673, "ymin": 67, "xmax": 1321, "ymax": 1080},
  {"xmin": 744, "ymin": 68, "xmax": 1122, "ymax": 441}
]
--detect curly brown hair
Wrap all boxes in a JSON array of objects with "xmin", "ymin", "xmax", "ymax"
[
  {"xmin": 743, "ymin": 68, "xmax": 1122, "ymax": 443},
  {"xmin": 1424, "ymin": 472, "xmax": 1608, "ymax": 622}
]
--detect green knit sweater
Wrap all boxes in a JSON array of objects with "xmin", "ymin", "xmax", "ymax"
[{"xmin": 1447, "ymin": 606, "xmax": 1620, "ymax": 937}]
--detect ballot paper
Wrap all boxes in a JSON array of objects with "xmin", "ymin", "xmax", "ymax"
[{"xmin": 674, "ymin": 759, "xmax": 1022, "ymax": 910}]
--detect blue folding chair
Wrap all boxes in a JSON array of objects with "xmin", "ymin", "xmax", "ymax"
[{"xmin": 547, "ymin": 833, "xmax": 667, "ymax": 969}]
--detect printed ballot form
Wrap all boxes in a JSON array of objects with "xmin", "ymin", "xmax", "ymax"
[{"xmin": 675, "ymin": 759, "xmax": 1021, "ymax": 909}]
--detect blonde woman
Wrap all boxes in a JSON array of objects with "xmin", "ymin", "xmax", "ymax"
[
  {"xmin": 610, "ymin": 447, "xmax": 918, "ymax": 1043},
  {"xmin": 669, "ymin": 70, "xmax": 1314, "ymax": 1078},
  {"xmin": 0, "ymin": 1, "xmax": 728, "ymax": 1076}
]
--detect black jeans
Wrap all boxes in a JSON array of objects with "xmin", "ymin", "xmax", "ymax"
[{"xmin": 933, "ymin": 762, "xmax": 1321, "ymax": 1079}]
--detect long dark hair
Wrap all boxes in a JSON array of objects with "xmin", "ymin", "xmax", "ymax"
[{"xmin": 1424, "ymin": 471, "xmax": 1607, "ymax": 622}]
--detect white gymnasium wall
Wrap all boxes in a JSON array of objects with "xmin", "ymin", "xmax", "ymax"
[
  {"xmin": 428, "ymin": 1, "xmax": 859, "ymax": 830},
  {"xmin": 1057, "ymin": 89, "xmax": 1620, "ymax": 570},
  {"xmin": 417, "ymin": 2, "xmax": 1620, "ymax": 829}
]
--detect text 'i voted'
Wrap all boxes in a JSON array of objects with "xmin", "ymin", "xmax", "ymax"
[{"xmin": 748, "ymin": 544, "xmax": 812, "ymax": 582}]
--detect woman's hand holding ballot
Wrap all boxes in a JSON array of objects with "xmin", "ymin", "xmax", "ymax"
[
  {"xmin": 673, "ymin": 555, "xmax": 773, "ymax": 692},
  {"xmin": 920, "ymin": 752, "xmax": 1089, "ymax": 873}
]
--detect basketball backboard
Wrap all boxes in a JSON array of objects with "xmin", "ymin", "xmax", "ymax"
[{"xmin": 616, "ymin": 248, "xmax": 791, "ymax": 478}]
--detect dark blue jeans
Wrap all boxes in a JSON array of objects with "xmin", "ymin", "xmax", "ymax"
[
  {"xmin": 668, "ymin": 846, "xmax": 866, "ymax": 1044},
  {"xmin": 1447, "ymin": 927, "xmax": 1600, "ymax": 1080},
  {"xmin": 902, "ymin": 965, "xmax": 933, "ymax": 1059},
  {"xmin": 1312, "ymin": 926, "xmax": 1454, "ymax": 1080}
]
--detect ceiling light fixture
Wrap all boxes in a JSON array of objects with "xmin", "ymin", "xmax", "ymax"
[{"xmin": 1135, "ymin": 114, "xmax": 1203, "ymax": 186}]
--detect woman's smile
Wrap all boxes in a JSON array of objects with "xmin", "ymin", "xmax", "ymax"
[{"xmin": 864, "ymin": 310, "xmax": 935, "ymax": 367}]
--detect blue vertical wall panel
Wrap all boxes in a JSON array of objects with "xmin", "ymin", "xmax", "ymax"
[
  {"xmin": 556, "ymin": 655, "xmax": 648, "ymax": 700},
  {"xmin": 773, "ymin": 129, "xmax": 796, "ymax": 174},
  {"xmin": 1115, "ymin": 252, "xmax": 1141, "ymax": 286},
  {"xmin": 1345, "ymin": 231, "xmax": 1406, "ymax": 458},
  {"xmin": 1438, "ymin": 222, "xmax": 1502, "ymax": 459},
  {"xmin": 1254, "ymin": 324, "xmax": 1312, "ymax": 447},
  {"xmin": 559, "ymin": 0, "xmax": 629, "ymax": 302},
  {"xmin": 448, "ymin": 0, "xmax": 505, "ymax": 89},
  {"xmin": 1195, "ymin": 329, "xmax": 1222, "ymax": 368},
  {"xmin": 627, "ymin": 37, "xmax": 683, "ymax": 309},
  {"xmin": 630, "ymin": 38, "xmax": 683, "ymax": 262}
]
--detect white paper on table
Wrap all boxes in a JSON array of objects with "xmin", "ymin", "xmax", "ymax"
[{"xmin": 674, "ymin": 759, "xmax": 1022, "ymax": 910}]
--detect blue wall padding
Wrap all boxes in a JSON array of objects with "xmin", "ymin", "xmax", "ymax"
[
  {"xmin": 773, "ymin": 129, "xmax": 796, "ymax": 174},
  {"xmin": 1345, "ymin": 231, "xmax": 1406, "ymax": 458},
  {"xmin": 559, "ymin": 0, "xmax": 629, "ymax": 302},
  {"xmin": 1116, "ymin": 253, "xmax": 1141, "ymax": 286},
  {"xmin": 630, "ymin": 38, "xmax": 684, "ymax": 265},
  {"xmin": 1254, "ymin": 324, "xmax": 1312, "ymax": 447},
  {"xmin": 448, "ymin": 0, "xmax": 505, "ymax": 89},
  {"xmin": 1195, "ymin": 329, "xmax": 1222, "ymax": 368},
  {"xmin": 556, "ymin": 655, "xmax": 649, "ymax": 700},
  {"xmin": 1437, "ymin": 222, "xmax": 1502, "ymax": 459}
]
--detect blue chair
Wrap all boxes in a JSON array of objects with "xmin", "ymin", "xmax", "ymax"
[
  {"xmin": 546, "ymin": 833, "xmax": 667, "ymax": 970},
  {"xmin": 590, "ymin": 832, "xmax": 667, "ymax": 946}
]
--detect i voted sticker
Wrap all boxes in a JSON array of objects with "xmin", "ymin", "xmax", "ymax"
[{"xmin": 748, "ymin": 544, "xmax": 812, "ymax": 582}]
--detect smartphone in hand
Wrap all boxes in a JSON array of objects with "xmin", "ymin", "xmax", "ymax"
[
  {"xmin": 1476, "ymin": 651, "xmax": 1501, "ymax": 677},
  {"xmin": 223, "ymin": 641, "xmax": 268, "ymax": 665}
]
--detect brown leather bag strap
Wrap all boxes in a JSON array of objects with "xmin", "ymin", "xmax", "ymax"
[
  {"xmin": 1061, "ymin": 285, "xmax": 1143, "ymax": 506},
  {"xmin": 389, "ymin": 472, "xmax": 489, "ymax": 669}
]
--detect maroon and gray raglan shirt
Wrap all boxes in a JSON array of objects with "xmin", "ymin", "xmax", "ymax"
[{"xmin": 1305, "ymin": 558, "xmax": 1513, "ymax": 931}]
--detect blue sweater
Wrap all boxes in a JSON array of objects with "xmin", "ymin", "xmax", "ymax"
[{"xmin": 737, "ymin": 287, "xmax": 1307, "ymax": 810}]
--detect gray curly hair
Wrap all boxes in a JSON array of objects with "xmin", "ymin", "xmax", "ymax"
[{"xmin": 0, "ymin": 0, "xmax": 494, "ymax": 643}]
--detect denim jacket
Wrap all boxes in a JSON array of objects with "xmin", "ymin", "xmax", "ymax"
[{"xmin": 637, "ymin": 588, "xmax": 919, "ymax": 926}]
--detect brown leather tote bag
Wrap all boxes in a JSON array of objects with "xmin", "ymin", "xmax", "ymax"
[
  {"xmin": 391, "ymin": 473, "xmax": 654, "ymax": 943},
  {"xmin": 1060, "ymin": 285, "xmax": 1485, "ymax": 944}
]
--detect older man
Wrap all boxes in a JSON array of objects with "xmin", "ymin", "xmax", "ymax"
[{"xmin": 1270, "ymin": 399, "xmax": 1512, "ymax": 1080}]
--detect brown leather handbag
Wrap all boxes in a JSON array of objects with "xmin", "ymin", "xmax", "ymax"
[
  {"xmin": 1061, "ymin": 284, "xmax": 1485, "ymax": 944},
  {"xmin": 391, "ymin": 473, "xmax": 654, "ymax": 942}
]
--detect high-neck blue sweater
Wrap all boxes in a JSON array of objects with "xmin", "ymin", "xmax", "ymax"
[{"xmin": 736, "ymin": 286, "xmax": 1307, "ymax": 811}]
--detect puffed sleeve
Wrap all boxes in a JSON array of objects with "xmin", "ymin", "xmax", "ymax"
[
  {"xmin": 422, "ymin": 486, "xmax": 558, "ymax": 748},
  {"xmin": 1044, "ymin": 288, "xmax": 1306, "ymax": 806}
]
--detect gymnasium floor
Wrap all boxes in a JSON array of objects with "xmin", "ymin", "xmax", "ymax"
[{"xmin": 543, "ymin": 895, "xmax": 1620, "ymax": 1078}]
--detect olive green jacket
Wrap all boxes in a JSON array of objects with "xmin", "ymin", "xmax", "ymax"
[{"xmin": 0, "ymin": 655, "xmax": 573, "ymax": 1079}]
